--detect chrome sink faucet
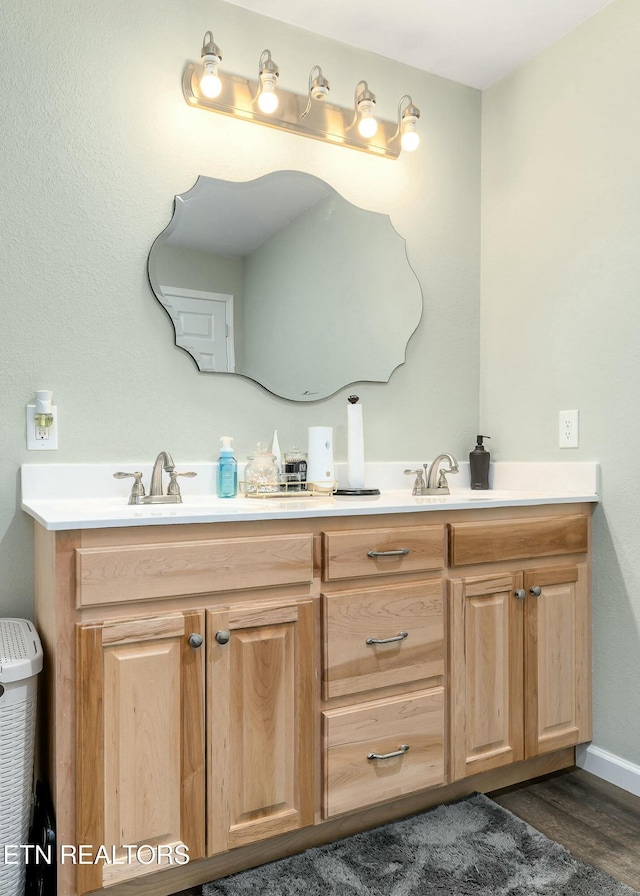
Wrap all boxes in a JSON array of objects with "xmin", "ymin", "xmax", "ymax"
[
  {"xmin": 114, "ymin": 452, "xmax": 197, "ymax": 504},
  {"xmin": 424, "ymin": 454, "xmax": 459, "ymax": 494},
  {"xmin": 404, "ymin": 454, "xmax": 459, "ymax": 495},
  {"xmin": 150, "ymin": 450, "xmax": 175, "ymax": 497}
]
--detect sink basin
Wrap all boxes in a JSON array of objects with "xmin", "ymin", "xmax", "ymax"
[{"xmin": 413, "ymin": 494, "xmax": 489, "ymax": 504}]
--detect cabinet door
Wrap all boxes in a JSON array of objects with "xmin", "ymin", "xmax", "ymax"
[
  {"xmin": 76, "ymin": 611, "xmax": 205, "ymax": 894},
  {"xmin": 524, "ymin": 563, "xmax": 591, "ymax": 757},
  {"xmin": 207, "ymin": 600, "xmax": 314, "ymax": 855},
  {"xmin": 450, "ymin": 573, "xmax": 524, "ymax": 780}
]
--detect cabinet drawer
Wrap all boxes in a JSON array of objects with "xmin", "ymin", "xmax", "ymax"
[
  {"xmin": 322, "ymin": 580, "xmax": 443, "ymax": 699},
  {"xmin": 75, "ymin": 534, "xmax": 313, "ymax": 607},
  {"xmin": 323, "ymin": 526, "xmax": 444, "ymax": 582},
  {"xmin": 449, "ymin": 515, "xmax": 588, "ymax": 567},
  {"xmin": 322, "ymin": 689, "xmax": 445, "ymax": 817}
]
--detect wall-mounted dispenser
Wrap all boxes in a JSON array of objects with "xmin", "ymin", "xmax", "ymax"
[{"xmin": 26, "ymin": 390, "xmax": 58, "ymax": 450}]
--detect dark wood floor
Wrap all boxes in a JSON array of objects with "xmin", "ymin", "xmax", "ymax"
[
  {"xmin": 176, "ymin": 768, "xmax": 640, "ymax": 895},
  {"xmin": 491, "ymin": 768, "xmax": 640, "ymax": 891}
]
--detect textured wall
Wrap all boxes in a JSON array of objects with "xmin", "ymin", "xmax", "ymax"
[
  {"xmin": 481, "ymin": 0, "xmax": 640, "ymax": 765},
  {"xmin": 0, "ymin": 0, "xmax": 481, "ymax": 617}
]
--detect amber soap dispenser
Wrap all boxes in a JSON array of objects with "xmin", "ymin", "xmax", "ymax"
[{"xmin": 469, "ymin": 435, "xmax": 491, "ymax": 490}]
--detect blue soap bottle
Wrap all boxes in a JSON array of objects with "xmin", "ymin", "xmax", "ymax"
[{"xmin": 217, "ymin": 436, "xmax": 238, "ymax": 498}]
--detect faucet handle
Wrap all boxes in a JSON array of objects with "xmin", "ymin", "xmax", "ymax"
[
  {"xmin": 404, "ymin": 468, "xmax": 426, "ymax": 496},
  {"xmin": 167, "ymin": 470, "xmax": 197, "ymax": 497},
  {"xmin": 113, "ymin": 471, "xmax": 145, "ymax": 503}
]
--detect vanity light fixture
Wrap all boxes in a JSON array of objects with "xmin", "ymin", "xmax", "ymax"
[
  {"xmin": 354, "ymin": 81, "xmax": 378, "ymax": 138},
  {"xmin": 256, "ymin": 49, "xmax": 279, "ymax": 114},
  {"xmin": 199, "ymin": 31, "xmax": 223, "ymax": 99},
  {"xmin": 182, "ymin": 33, "xmax": 420, "ymax": 159},
  {"xmin": 301, "ymin": 65, "xmax": 330, "ymax": 118},
  {"xmin": 395, "ymin": 95, "xmax": 421, "ymax": 152}
]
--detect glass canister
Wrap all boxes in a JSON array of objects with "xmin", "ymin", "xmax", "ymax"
[
  {"xmin": 283, "ymin": 446, "xmax": 308, "ymax": 492},
  {"xmin": 244, "ymin": 442, "xmax": 280, "ymax": 494}
]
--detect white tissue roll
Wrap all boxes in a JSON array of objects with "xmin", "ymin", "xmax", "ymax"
[
  {"xmin": 307, "ymin": 426, "xmax": 334, "ymax": 485},
  {"xmin": 347, "ymin": 403, "xmax": 365, "ymax": 489}
]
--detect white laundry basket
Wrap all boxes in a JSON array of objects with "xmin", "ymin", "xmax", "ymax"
[{"xmin": 0, "ymin": 619, "xmax": 43, "ymax": 896}]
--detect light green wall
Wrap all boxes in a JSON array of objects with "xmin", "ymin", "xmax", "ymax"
[
  {"xmin": 153, "ymin": 244, "xmax": 242, "ymax": 299},
  {"xmin": 0, "ymin": 0, "xmax": 481, "ymax": 617},
  {"xmin": 481, "ymin": 0, "xmax": 640, "ymax": 763}
]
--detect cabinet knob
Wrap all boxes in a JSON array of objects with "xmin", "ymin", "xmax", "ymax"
[
  {"xmin": 215, "ymin": 630, "xmax": 231, "ymax": 645},
  {"xmin": 188, "ymin": 633, "xmax": 203, "ymax": 648},
  {"xmin": 514, "ymin": 589, "xmax": 526, "ymax": 600},
  {"xmin": 530, "ymin": 586, "xmax": 542, "ymax": 598}
]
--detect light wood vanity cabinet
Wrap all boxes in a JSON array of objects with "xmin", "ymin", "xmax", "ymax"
[
  {"xmin": 39, "ymin": 524, "xmax": 316, "ymax": 896},
  {"xmin": 34, "ymin": 503, "xmax": 593, "ymax": 896},
  {"xmin": 320, "ymin": 525, "xmax": 446, "ymax": 818},
  {"xmin": 448, "ymin": 515, "xmax": 591, "ymax": 781},
  {"xmin": 205, "ymin": 600, "xmax": 314, "ymax": 854},
  {"xmin": 75, "ymin": 611, "xmax": 206, "ymax": 894},
  {"xmin": 77, "ymin": 597, "xmax": 315, "ymax": 889}
]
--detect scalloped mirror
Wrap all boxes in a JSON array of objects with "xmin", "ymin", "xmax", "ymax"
[{"xmin": 148, "ymin": 171, "xmax": 422, "ymax": 401}]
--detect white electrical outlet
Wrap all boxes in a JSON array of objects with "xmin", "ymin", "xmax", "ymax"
[
  {"xmin": 26, "ymin": 404, "xmax": 58, "ymax": 450},
  {"xmin": 559, "ymin": 409, "xmax": 579, "ymax": 448}
]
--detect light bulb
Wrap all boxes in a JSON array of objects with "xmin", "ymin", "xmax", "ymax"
[
  {"xmin": 256, "ymin": 50, "xmax": 279, "ymax": 115},
  {"xmin": 358, "ymin": 104, "xmax": 378, "ymax": 138},
  {"xmin": 355, "ymin": 84, "xmax": 377, "ymax": 138},
  {"xmin": 199, "ymin": 33, "xmax": 222, "ymax": 99},
  {"xmin": 401, "ymin": 119, "xmax": 420, "ymax": 151},
  {"xmin": 311, "ymin": 82, "xmax": 329, "ymax": 101},
  {"xmin": 200, "ymin": 61, "xmax": 222, "ymax": 98},
  {"xmin": 258, "ymin": 78, "xmax": 278, "ymax": 113},
  {"xmin": 397, "ymin": 97, "xmax": 421, "ymax": 153},
  {"xmin": 302, "ymin": 65, "xmax": 330, "ymax": 119},
  {"xmin": 310, "ymin": 66, "xmax": 330, "ymax": 102}
]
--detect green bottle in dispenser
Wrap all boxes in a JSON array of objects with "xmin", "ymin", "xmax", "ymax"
[{"xmin": 469, "ymin": 435, "xmax": 491, "ymax": 490}]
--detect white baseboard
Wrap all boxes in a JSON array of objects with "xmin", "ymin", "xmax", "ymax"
[{"xmin": 576, "ymin": 744, "xmax": 640, "ymax": 797}]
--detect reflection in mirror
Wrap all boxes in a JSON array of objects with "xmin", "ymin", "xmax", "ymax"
[{"xmin": 148, "ymin": 171, "xmax": 422, "ymax": 401}]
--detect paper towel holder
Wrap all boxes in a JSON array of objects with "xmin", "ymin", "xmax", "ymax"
[{"xmin": 335, "ymin": 395, "xmax": 380, "ymax": 496}]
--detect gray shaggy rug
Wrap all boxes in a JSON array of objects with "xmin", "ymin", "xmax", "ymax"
[{"xmin": 202, "ymin": 792, "xmax": 637, "ymax": 895}]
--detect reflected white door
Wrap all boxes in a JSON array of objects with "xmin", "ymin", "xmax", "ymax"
[{"xmin": 160, "ymin": 287, "xmax": 235, "ymax": 372}]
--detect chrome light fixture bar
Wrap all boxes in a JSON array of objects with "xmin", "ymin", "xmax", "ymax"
[{"xmin": 183, "ymin": 35, "xmax": 420, "ymax": 160}]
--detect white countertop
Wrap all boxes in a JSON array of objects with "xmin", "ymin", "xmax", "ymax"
[{"xmin": 21, "ymin": 462, "xmax": 599, "ymax": 530}]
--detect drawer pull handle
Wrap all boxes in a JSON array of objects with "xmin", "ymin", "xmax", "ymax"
[
  {"xmin": 367, "ymin": 744, "xmax": 410, "ymax": 761},
  {"xmin": 367, "ymin": 548, "xmax": 410, "ymax": 558},
  {"xmin": 366, "ymin": 631, "xmax": 409, "ymax": 646}
]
